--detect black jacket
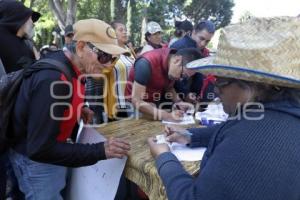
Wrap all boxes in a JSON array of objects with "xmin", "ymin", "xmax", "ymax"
[{"xmin": 12, "ymin": 51, "xmax": 106, "ymax": 167}]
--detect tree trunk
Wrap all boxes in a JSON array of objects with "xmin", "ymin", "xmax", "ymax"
[
  {"xmin": 140, "ymin": 0, "xmax": 152, "ymax": 46},
  {"xmin": 110, "ymin": 0, "xmax": 115, "ymax": 21},
  {"xmin": 126, "ymin": 0, "xmax": 132, "ymax": 38},
  {"xmin": 66, "ymin": 0, "xmax": 77, "ymax": 26},
  {"xmin": 140, "ymin": 17, "xmax": 147, "ymax": 46},
  {"xmin": 49, "ymin": 0, "xmax": 76, "ymax": 31},
  {"xmin": 29, "ymin": 0, "xmax": 35, "ymax": 8}
]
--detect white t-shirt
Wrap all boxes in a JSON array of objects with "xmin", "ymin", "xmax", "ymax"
[{"xmin": 140, "ymin": 44, "xmax": 154, "ymax": 55}]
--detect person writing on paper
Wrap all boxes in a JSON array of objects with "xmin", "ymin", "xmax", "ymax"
[
  {"xmin": 125, "ymin": 48, "xmax": 202, "ymax": 121},
  {"xmin": 171, "ymin": 20, "xmax": 216, "ymax": 107},
  {"xmin": 148, "ymin": 17, "xmax": 300, "ymax": 200}
]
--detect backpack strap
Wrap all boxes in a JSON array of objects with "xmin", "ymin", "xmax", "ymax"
[{"xmin": 29, "ymin": 58, "xmax": 76, "ymax": 83}]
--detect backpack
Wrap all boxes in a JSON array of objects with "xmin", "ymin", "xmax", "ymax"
[{"xmin": 0, "ymin": 58, "xmax": 74, "ymax": 154}]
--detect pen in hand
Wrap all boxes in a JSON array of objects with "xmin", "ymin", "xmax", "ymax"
[{"xmin": 165, "ymin": 126, "xmax": 192, "ymax": 145}]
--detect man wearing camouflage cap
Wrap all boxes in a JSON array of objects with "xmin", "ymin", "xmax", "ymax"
[{"xmin": 140, "ymin": 21, "xmax": 164, "ymax": 54}]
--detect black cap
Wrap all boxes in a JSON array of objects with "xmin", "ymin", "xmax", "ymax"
[
  {"xmin": 64, "ymin": 24, "xmax": 74, "ymax": 36},
  {"xmin": 31, "ymin": 11, "xmax": 41, "ymax": 22}
]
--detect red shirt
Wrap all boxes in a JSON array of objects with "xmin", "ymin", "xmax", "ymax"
[{"xmin": 126, "ymin": 48, "xmax": 175, "ymax": 103}]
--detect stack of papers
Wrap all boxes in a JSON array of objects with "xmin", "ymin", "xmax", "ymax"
[
  {"xmin": 195, "ymin": 102, "xmax": 228, "ymax": 124},
  {"xmin": 162, "ymin": 114, "xmax": 195, "ymax": 125}
]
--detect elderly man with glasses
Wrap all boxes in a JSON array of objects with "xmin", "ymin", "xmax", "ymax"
[{"xmin": 8, "ymin": 19, "xmax": 130, "ymax": 199}]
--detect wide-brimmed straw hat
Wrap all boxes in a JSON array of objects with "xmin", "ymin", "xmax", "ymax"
[{"xmin": 187, "ymin": 17, "xmax": 300, "ymax": 88}]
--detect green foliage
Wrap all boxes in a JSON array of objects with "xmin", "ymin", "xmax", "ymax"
[
  {"xmin": 77, "ymin": 0, "xmax": 110, "ymax": 21},
  {"xmin": 27, "ymin": 0, "xmax": 234, "ymax": 48},
  {"xmin": 128, "ymin": 0, "xmax": 234, "ymax": 45},
  {"xmin": 184, "ymin": 0, "xmax": 234, "ymax": 28},
  {"xmin": 23, "ymin": 0, "xmax": 56, "ymax": 48}
]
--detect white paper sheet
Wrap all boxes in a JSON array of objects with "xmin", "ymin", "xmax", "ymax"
[
  {"xmin": 68, "ymin": 126, "xmax": 127, "ymax": 200},
  {"xmin": 171, "ymin": 142, "xmax": 206, "ymax": 161},
  {"xmin": 156, "ymin": 134, "xmax": 206, "ymax": 161},
  {"xmin": 162, "ymin": 114, "xmax": 195, "ymax": 125}
]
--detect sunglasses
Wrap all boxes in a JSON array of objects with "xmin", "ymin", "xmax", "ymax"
[{"xmin": 87, "ymin": 43, "xmax": 118, "ymax": 64}]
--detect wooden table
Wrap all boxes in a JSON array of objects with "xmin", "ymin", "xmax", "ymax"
[{"xmin": 97, "ymin": 119, "xmax": 200, "ymax": 200}]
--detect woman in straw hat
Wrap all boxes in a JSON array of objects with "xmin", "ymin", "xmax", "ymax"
[{"xmin": 148, "ymin": 17, "xmax": 300, "ymax": 200}]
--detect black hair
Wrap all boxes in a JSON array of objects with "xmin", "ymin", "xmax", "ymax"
[
  {"xmin": 179, "ymin": 20, "xmax": 193, "ymax": 32},
  {"xmin": 251, "ymin": 84, "xmax": 300, "ymax": 104},
  {"xmin": 134, "ymin": 46, "xmax": 143, "ymax": 55},
  {"xmin": 175, "ymin": 48, "xmax": 203, "ymax": 65},
  {"xmin": 194, "ymin": 20, "xmax": 215, "ymax": 34},
  {"xmin": 144, "ymin": 32, "xmax": 151, "ymax": 42},
  {"xmin": 175, "ymin": 21, "xmax": 182, "ymax": 28},
  {"xmin": 174, "ymin": 29, "xmax": 183, "ymax": 38},
  {"xmin": 174, "ymin": 20, "xmax": 193, "ymax": 37},
  {"xmin": 110, "ymin": 21, "xmax": 125, "ymax": 30}
]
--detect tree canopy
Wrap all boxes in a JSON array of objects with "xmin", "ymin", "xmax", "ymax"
[{"xmin": 24, "ymin": 0, "xmax": 234, "ymax": 48}]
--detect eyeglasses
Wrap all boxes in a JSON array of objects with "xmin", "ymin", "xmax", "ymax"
[
  {"xmin": 180, "ymin": 60, "xmax": 192, "ymax": 80},
  {"xmin": 87, "ymin": 43, "xmax": 118, "ymax": 64}
]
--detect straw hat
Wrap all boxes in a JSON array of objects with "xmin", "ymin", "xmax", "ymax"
[{"xmin": 187, "ymin": 17, "xmax": 300, "ymax": 88}]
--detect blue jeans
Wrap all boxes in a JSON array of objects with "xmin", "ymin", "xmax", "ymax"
[{"xmin": 9, "ymin": 150, "xmax": 67, "ymax": 200}]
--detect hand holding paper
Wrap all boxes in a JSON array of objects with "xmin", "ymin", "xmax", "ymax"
[
  {"xmin": 150, "ymin": 134, "xmax": 206, "ymax": 162},
  {"xmin": 164, "ymin": 125, "xmax": 191, "ymax": 145},
  {"xmin": 148, "ymin": 137, "xmax": 171, "ymax": 158},
  {"xmin": 156, "ymin": 134, "xmax": 170, "ymax": 145},
  {"xmin": 104, "ymin": 138, "xmax": 131, "ymax": 159}
]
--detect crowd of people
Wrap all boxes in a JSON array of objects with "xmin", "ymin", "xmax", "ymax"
[{"xmin": 1, "ymin": 0, "xmax": 300, "ymax": 200}]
